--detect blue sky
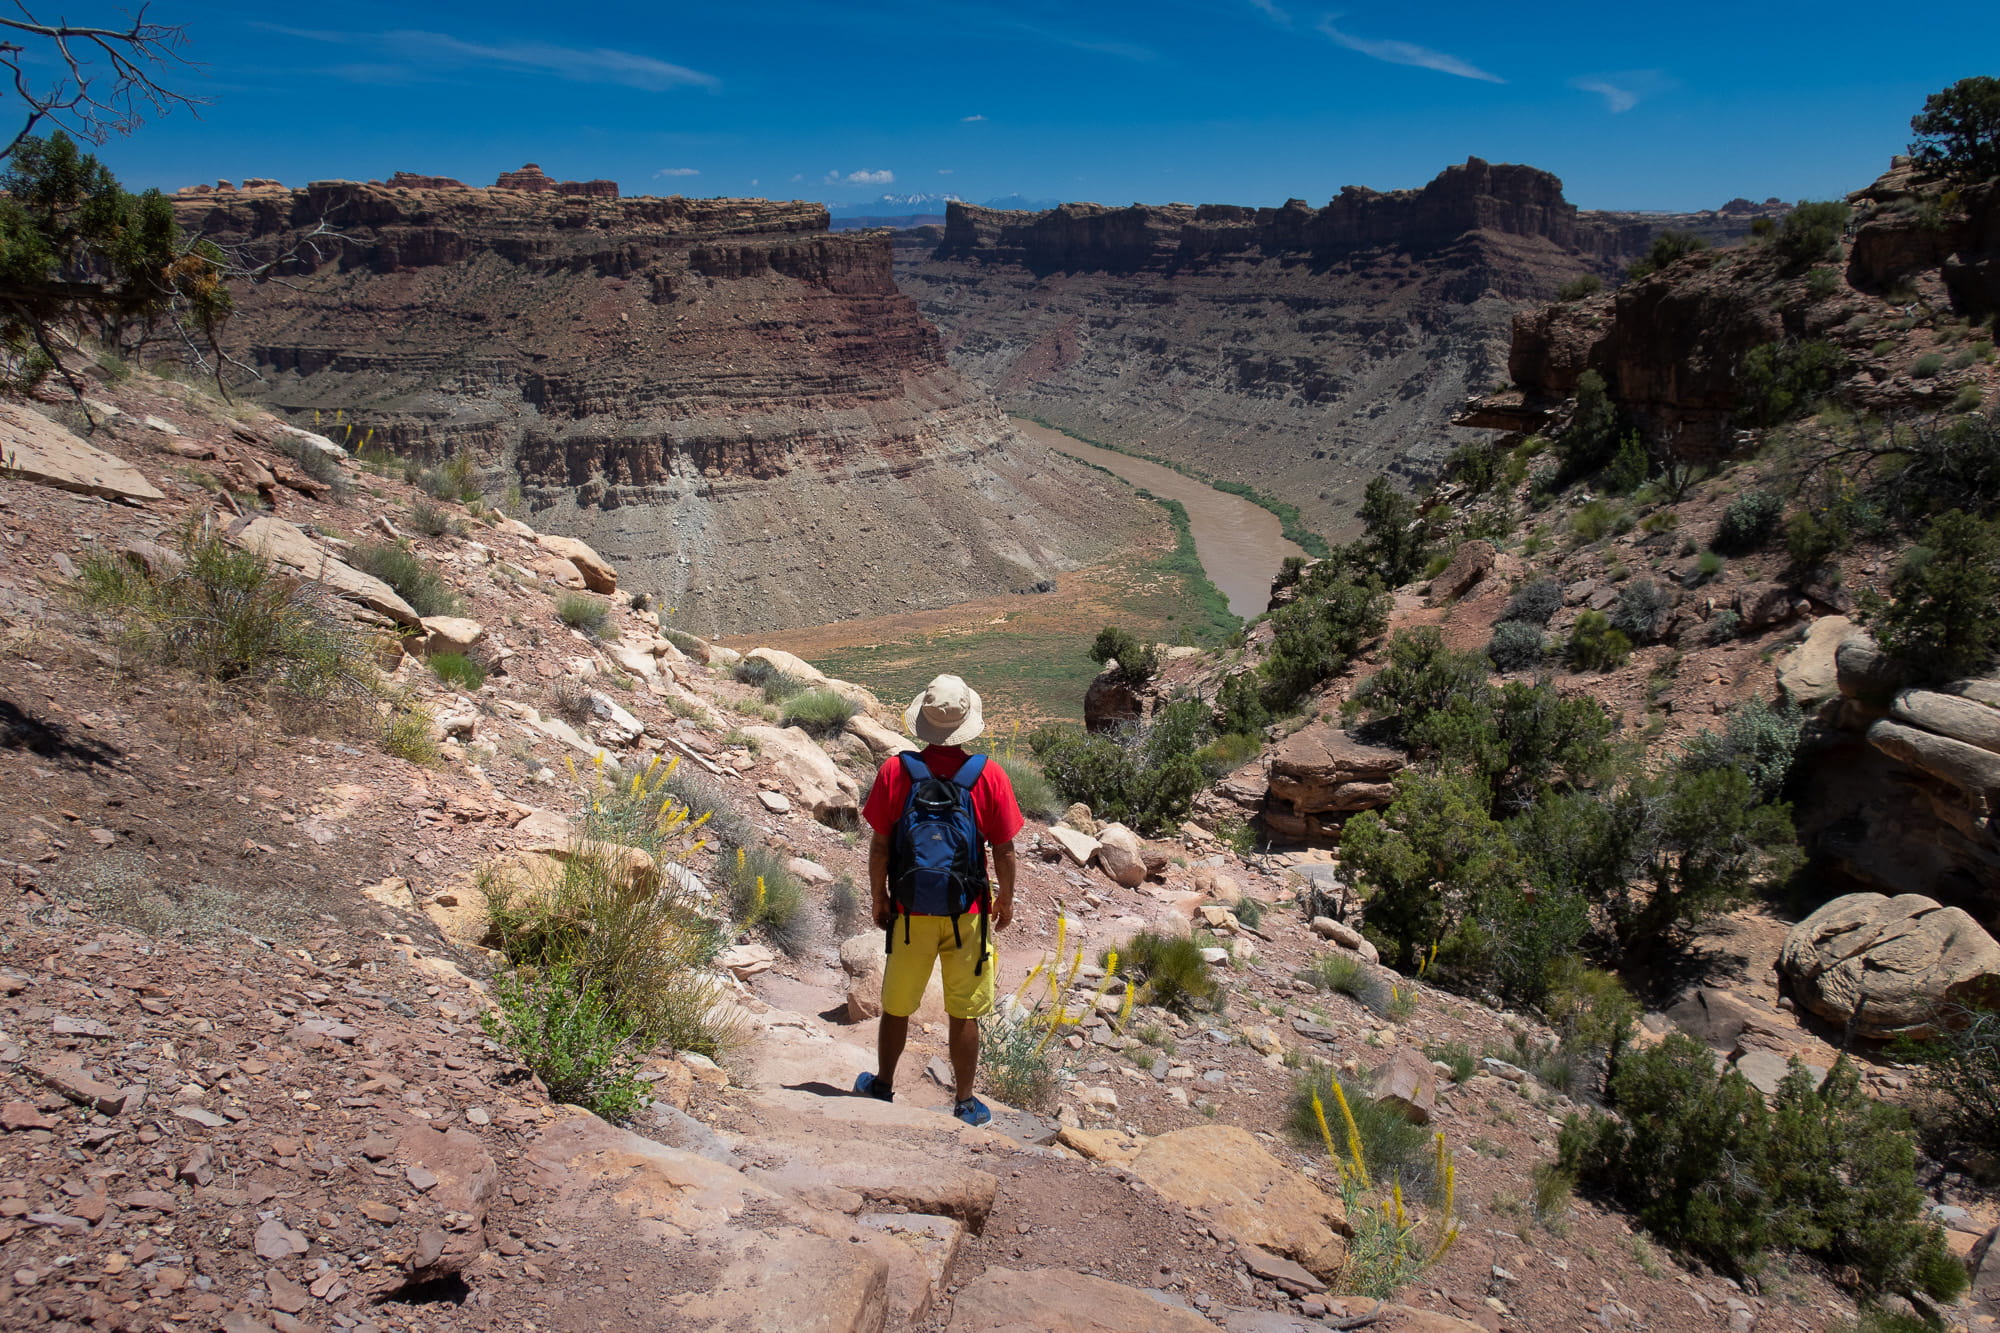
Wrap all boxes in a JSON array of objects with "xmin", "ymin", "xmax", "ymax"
[{"xmin": 66, "ymin": 1, "xmax": 2000, "ymax": 212}]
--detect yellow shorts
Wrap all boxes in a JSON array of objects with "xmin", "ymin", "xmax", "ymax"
[{"xmin": 881, "ymin": 913, "xmax": 996, "ymax": 1020}]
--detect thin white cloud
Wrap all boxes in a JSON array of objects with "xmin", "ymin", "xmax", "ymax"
[
  {"xmin": 251, "ymin": 22, "xmax": 717, "ymax": 92},
  {"xmin": 1317, "ymin": 20, "xmax": 1503, "ymax": 83},
  {"xmin": 1571, "ymin": 70, "xmax": 1674, "ymax": 113},
  {"xmin": 653, "ymin": 167, "xmax": 700, "ymax": 177},
  {"xmin": 961, "ymin": 113, "xmax": 986, "ymax": 122},
  {"xmin": 1247, "ymin": 0, "xmax": 1291, "ymax": 26},
  {"xmin": 937, "ymin": 168, "xmax": 955, "ymax": 175},
  {"xmin": 824, "ymin": 168, "xmax": 894, "ymax": 186},
  {"xmin": 1000, "ymin": 20, "xmax": 1154, "ymax": 61}
]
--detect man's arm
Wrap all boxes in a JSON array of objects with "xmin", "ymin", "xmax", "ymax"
[
  {"xmin": 870, "ymin": 831, "xmax": 893, "ymax": 929},
  {"xmin": 990, "ymin": 839, "xmax": 1016, "ymax": 931}
]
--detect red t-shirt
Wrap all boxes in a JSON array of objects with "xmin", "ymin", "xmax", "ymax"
[{"xmin": 863, "ymin": 746, "xmax": 1025, "ymax": 847}]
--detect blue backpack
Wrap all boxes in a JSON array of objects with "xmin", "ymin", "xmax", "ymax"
[{"xmin": 887, "ymin": 752, "xmax": 990, "ymax": 973}]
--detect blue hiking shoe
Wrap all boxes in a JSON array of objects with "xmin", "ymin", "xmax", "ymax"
[
  {"xmin": 854, "ymin": 1071, "xmax": 893, "ymax": 1102},
  {"xmin": 953, "ymin": 1095, "xmax": 992, "ymax": 1127}
]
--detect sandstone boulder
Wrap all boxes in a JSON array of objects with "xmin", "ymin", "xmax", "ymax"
[
  {"xmin": 1044, "ymin": 824, "xmax": 1101, "ymax": 866},
  {"xmin": 1429, "ymin": 538, "xmax": 1496, "ymax": 603},
  {"xmin": 421, "ymin": 615, "xmax": 484, "ymax": 655},
  {"xmin": 394, "ymin": 1122, "xmax": 498, "ymax": 1277},
  {"xmin": 1266, "ymin": 724, "xmax": 1405, "ymax": 815},
  {"xmin": 1062, "ymin": 803, "xmax": 1100, "ymax": 834},
  {"xmin": 1369, "ymin": 1046, "xmax": 1438, "ymax": 1124},
  {"xmin": 1665, "ymin": 987, "xmax": 1792, "ymax": 1055},
  {"xmin": 1776, "ymin": 615, "xmax": 1858, "ymax": 709},
  {"xmin": 1082, "ymin": 668, "xmax": 1142, "ymax": 734},
  {"xmin": 0, "ymin": 401, "xmax": 165, "ymax": 503},
  {"xmin": 531, "ymin": 556, "xmax": 589, "ymax": 590},
  {"xmin": 747, "ymin": 646, "xmax": 829, "ymax": 687},
  {"xmin": 945, "ymin": 1267, "xmax": 1215, "ymax": 1333},
  {"xmin": 1779, "ymin": 892, "xmax": 2000, "ymax": 1038},
  {"xmin": 1866, "ymin": 718, "xmax": 2000, "ymax": 794},
  {"xmin": 1125, "ymin": 1125, "xmax": 1349, "ymax": 1278},
  {"xmin": 1093, "ymin": 823, "xmax": 1148, "ymax": 887},
  {"xmin": 534, "ymin": 533, "xmax": 617, "ymax": 593},
  {"xmin": 226, "ymin": 514, "xmax": 419, "ymax": 625},
  {"xmin": 845, "ymin": 712, "xmax": 914, "ymax": 759},
  {"xmin": 743, "ymin": 725, "xmax": 861, "ymax": 824},
  {"xmin": 1893, "ymin": 689, "xmax": 2000, "ymax": 756},
  {"xmin": 1836, "ymin": 633, "xmax": 1908, "ymax": 704}
]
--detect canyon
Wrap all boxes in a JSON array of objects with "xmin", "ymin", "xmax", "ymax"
[
  {"xmin": 894, "ymin": 157, "xmax": 1772, "ymax": 537},
  {"xmin": 176, "ymin": 178, "xmax": 1145, "ymax": 638}
]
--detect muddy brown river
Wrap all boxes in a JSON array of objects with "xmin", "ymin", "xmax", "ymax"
[{"xmin": 1014, "ymin": 420, "xmax": 1304, "ymax": 619}]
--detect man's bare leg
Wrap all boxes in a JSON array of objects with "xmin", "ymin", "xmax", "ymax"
[
  {"xmin": 876, "ymin": 1014, "xmax": 910, "ymax": 1092},
  {"xmin": 948, "ymin": 1015, "xmax": 979, "ymax": 1102}
]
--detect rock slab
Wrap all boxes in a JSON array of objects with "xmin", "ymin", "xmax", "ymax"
[
  {"xmin": 0, "ymin": 401, "xmax": 165, "ymax": 503},
  {"xmin": 1779, "ymin": 891, "xmax": 2000, "ymax": 1038}
]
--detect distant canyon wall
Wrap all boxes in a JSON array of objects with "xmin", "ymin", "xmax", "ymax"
[
  {"xmin": 178, "ymin": 178, "xmax": 1144, "ymax": 636},
  {"xmin": 896, "ymin": 157, "xmax": 1765, "ymax": 536}
]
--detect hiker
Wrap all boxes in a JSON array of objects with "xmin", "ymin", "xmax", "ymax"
[{"xmin": 853, "ymin": 673, "xmax": 1023, "ymax": 1127}]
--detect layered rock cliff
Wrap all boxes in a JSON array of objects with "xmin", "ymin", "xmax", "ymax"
[
  {"xmin": 178, "ymin": 180, "xmax": 1145, "ymax": 636},
  {"xmin": 895, "ymin": 158, "xmax": 1767, "ymax": 536}
]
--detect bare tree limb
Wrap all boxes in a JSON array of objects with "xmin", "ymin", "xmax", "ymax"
[{"xmin": 0, "ymin": 3, "xmax": 204, "ymax": 162}]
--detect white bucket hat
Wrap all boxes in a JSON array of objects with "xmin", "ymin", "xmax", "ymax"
[{"xmin": 905, "ymin": 674, "xmax": 984, "ymax": 747}]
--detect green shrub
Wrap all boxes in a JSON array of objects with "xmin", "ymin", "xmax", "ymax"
[
  {"xmin": 1679, "ymin": 699, "xmax": 1806, "ymax": 803},
  {"xmin": 979, "ymin": 1013, "xmax": 1063, "ymax": 1110},
  {"xmin": 733, "ymin": 656, "xmax": 779, "ymax": 686},
  {"xmin": 1912, "ymin": 352, "xmax": 1945, "ymax": 378},
  {"xmin": 1342, "ymin": 770, "xmax": 1520, "ymax": 970},
  {"xmin": 480, "ymin": 961, "xmax": 646, "ymax": 1120},
  {"xmin": 557, "ymin": 592, "xmax": 611, "ymax": 638},
  {"xmin": 1954, "ymin": 383, "xmax": 1987, "ymax": 413},
  {"xmin": 761, "ymin": 672, "xmax": 809, "ymax": 705},
  {"xmin": 1558, "ymin": 371, "xmax": 1624, "ymax": 477},
  {"xmin": 1351, "ymin": 627, "xmax": 1489, "ymax": 744},
  {"xmin": 1232, "ymin": 896, "xmax": 1265, "ymax": 929},
  {"xmin": 1904, "ymin": 1006, "xmax": 2000, "ymax": 1155},
  {"xmin": 1737, "ymin": 340, "xmax": 1845, "ymax": 427},
  {"xmin": 416, "ymin": 450, "xmax": 481, "ymax": 503},
  {"xmin": 1707, "ymin": 609, "xmax": 1741, "ymax": 643},
  {"xmin": 723, "ymin": 844, "xmax": 809, "ymax": 955},
  {"xmin": 1869, "ymin": 510, "xmax": 2000, "ymax": 680},
  {"xmin": 1358, "ymin": 476, "xmax": 1430, "ymax": 585},
  {"xmin": 482, "ymin": 837, "xmax": 725, "ymax": 1056},
  {"xmin": 1116, "ymin": 929, "xmax": 1219, "ymax": 1016},
  {"xmin": 1566, "ymin": 611, "xmax": 1631, "ymax": 671},
  {"xmin": 428, "ymin": 651, "xmax": 486, "ymax": 691},
  {"xmin": 1626, "ymin": 230, "xmax": 1708, "ymax": 281},
  {"xmin": 1089, "ymin": 625, "xmax": 1159, "ymax": 684},
  {"xmin": 829, "ymin": 874, "xmax": 866, "ymax": 935},
  {"xmin": 349, "ymin": 541, "xmax": 464, "ymax": 617},
  {"xmin": 1714, "ymin": 490, "xmax": 1783, "ymax": 554},
  {"xmin": 73, "ymin": 524, "xmax": 381, "ymax": 706},
  {"xmin": 1544, "ymin": 959, "xmax": 1638, "ymax": 1061},
  {"xmin": 1560, "ymin": 1035, "xmax": 1965, "ymax": 1299},
  {"xmin": 1610, "ymin": 579, "xmax": 1670, "ymax": 644},
  {"xmin": 1306, "ymin": 951, "xmax": 1378, "ymax": 1005},
  {"xmin": 1286, "ymin": 1066, "xmax": 1437, "ymax": 1200},
  {"xmin": 1773, "ymin": 200, "xmax": 1851, "ymax": 271},
  {"xmin": 1805, "ymin": 267, "xmax": 1840, "ymax": 300},
  {"xmin": 382, "ymin": 708, "xmax": 440, "ymax": 765},
  {"xmin": 994, "ymin": 753, "xmax": 1063, "ymax": 822},
  {"xmin": 779, "ymin": 687, "xmax": 858, "ymax": 737},
  {"xmin": 1444, "ymin": 441, "xmax": 1500, "ymax": 493},
  {"xmin": 1570, "ymin": 499, "xmax": 1616, "ymax": 545},
  {"xmin": 1695, "ymin": 549, "xmax": 1726, "ymax": 582},
  {"xmin": 408, "ymin": 498, "xmax": 461, "ymax": 538},
  {"xmin": 1258, "ymin": 573, "xmax": 1391, "ymax": 715},
  {"xmin": 1486, "ymin": 620, "xmax": 1546, "ymax": 672},
  {"xmin": 1500, "ymin": 577, "xmax": 1563, "ymax": 627},
  {"xmin": 1424, "ymin": 1041, "xmax": 1477, "ymax": 1082},
  {"xmin": 269, "ymin": 430, "xmax": 347, "ymax": 494},
  {"xmin": 1192, "ymin": 730, "xmax": 1262, "ymax": 777},
  {"xmin": 1031, "ymin": 699, "xmax": 1214, "ymax": 834},
  {"xmin": 1603, "ymin": 435, "xmax": 1650, "ymax": 495},
  {"xmin": 1556, "ymin": 274, "xmax": 1603, "ymax": 301}
]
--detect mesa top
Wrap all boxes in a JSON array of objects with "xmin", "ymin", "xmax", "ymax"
[{"xmin": 862, "ymin": 745, "xmax": 1025, "ymax": 916}]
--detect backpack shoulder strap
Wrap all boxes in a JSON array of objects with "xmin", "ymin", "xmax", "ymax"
[
  {"xmin": 898, "ymin": 751, "xmax": 931, "ymax": 784},
  {"xmin": 952, "ymin": 753, "xmax": 987, "ymax": 791}
]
